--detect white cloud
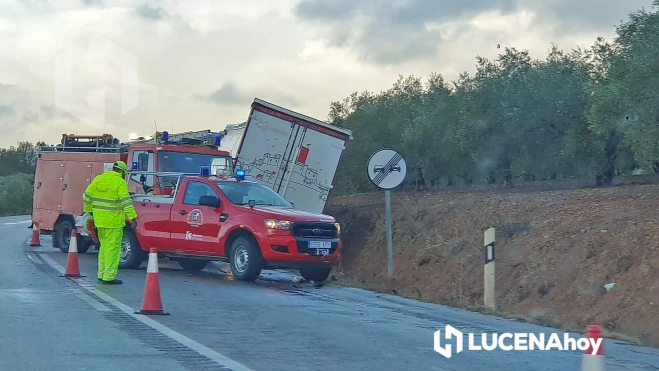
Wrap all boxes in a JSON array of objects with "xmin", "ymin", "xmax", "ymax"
[{"xmin": 0, "ymin": 0, "xmax": 654, "ymax": 147}]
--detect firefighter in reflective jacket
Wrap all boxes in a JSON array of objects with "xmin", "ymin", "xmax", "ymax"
[{"xmin": 82, "ymin": 161, "xmax": 138, "ymax": 285}]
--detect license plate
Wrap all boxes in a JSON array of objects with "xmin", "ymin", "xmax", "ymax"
[
  {"xmin": 309, "ymin": 241, "xmax": 331, "ymax": 249},
  {"xmin": 308, "ymin": 241, "xmax": 331, "ymax": 256}
]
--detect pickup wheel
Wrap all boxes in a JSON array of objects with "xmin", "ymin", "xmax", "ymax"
[
  {"xmin": 177, "ymin": 258, "xmax": 209, "ymax": 271},
  {"xmin": 119, "ymin": 227, "xmax": 146, "ymax": 270},
  {"xmin": 299, "ymin": 267, "xmax": 332, "ymax": 282},
  {"xmin": 76, "ymin": 236, "xmax": 92, "ymax": 254},
  {"xmin": 54, "ymin": 220, "xmax": 91, "ymax": 254},
  {"xmin": 229, "ymin": 236, "xmax": 264, "ymax": 281}
]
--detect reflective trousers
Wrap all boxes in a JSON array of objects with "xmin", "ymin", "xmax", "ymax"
[{"xmin": 97, "ymin": 227, "xmax": 123, "ymax": 281}]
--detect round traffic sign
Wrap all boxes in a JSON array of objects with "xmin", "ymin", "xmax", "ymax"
[{"xmin": 366, "ymin": 149, "xmax": 407, "ymax": 190}]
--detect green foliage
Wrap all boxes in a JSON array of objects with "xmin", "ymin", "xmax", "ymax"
[
  {"xmin": 0, "ymin": 173, "xmax": 35, "ymax": 216},
  {"xmin": 328, "ymin": 3, "xmax": 659, "ymax": 195},
  {"xmin": 0, "ymin": 141, "xmax": 40, "ymax": 215}
]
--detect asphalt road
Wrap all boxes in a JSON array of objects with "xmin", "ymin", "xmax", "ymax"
[{"xmin": 6, "ymin": 215, "xmax": 659, "ymax": 370}]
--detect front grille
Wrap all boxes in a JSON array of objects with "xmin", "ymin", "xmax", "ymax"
[{"xmin": 290, "ymin": 222, "xmax": 338, "ymax": 239}]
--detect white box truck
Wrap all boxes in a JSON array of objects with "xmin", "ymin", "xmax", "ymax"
[{"xmin": 219, "ymin": 98, "xmax": 354, "ymax": 214}]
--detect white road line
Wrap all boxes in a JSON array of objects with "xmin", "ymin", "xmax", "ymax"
[
  {"xmin": 72, "ymin": 288, "xmax": 111, "ymax": 312},
  {"xmin": 2, "ymin": 220, "xmax": 31, "ymax": 225},
  {"xmin": 39, "ymin": 254, "xmax": 255, "ymax": 371},
  {"xmin": 26, "ymin": 253, "xmax": 42, "ymax": 265}
]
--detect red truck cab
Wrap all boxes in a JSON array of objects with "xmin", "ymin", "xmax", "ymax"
[{"xmin": 119, "ymin": 171, "xmax": 341, "ymax": 282}]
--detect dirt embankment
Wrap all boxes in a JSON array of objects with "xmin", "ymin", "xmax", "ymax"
[{"xmin": 325, "ymin": 181, "xmax": 659, "ymax": 346}]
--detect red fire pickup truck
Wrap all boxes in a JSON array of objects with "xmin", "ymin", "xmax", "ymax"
[{"xmin": 112, "ymin": 171, "xmax": 341, "ymax": 282}]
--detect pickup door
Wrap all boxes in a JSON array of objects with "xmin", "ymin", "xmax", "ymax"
[
  {"xmin": 169, "ymin": 179, "xmax": 227, "ymax": 255},
  {"xmin": 132, "ymin": 195, "xmax": 174, "ymax": 250}
]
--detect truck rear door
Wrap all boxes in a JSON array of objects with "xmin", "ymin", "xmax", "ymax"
[
  {"xmin": 235, "ymin": 107, "xmax": 294, "ymax": 191},
  {"xmin": 33, "ymin": 154, "xmax": 66, "ymax": 229},
  {"xmin": 278, "ymin": 128, "xmax": 347, "ymax": 213},
  {"xmin": 60, "ymin": 160, "xmax": 93, "ymax": 214}
]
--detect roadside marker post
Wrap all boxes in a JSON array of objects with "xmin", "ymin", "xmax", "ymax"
[
  {"xmin": 484, "ymin": 227, "xmax": 495, "ymax": 309},
  {"xmin": 366, "ymin": 149, "xmax": 407, "ymax": 279}
]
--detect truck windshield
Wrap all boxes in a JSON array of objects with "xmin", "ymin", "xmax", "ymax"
[
  {"xmin": 157, "ymin": 151, "xmax": 233, "ymax": 183},
  {"xmin": 215, "ymin": 181, "xmax": 293, "ymax": 208}
]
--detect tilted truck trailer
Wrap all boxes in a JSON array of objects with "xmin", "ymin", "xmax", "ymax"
[
  {"xmin": 32, "ymin": 131, "xmax": 235, "ymax": 254},
  {"xmin": 219, "ymin": 98, "xmax": 354, "ymax": 214}
]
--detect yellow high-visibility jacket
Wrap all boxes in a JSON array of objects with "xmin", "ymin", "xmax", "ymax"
[{"xmin": 82, "ymin": 170, "xmax": 137, "ymax": 228}]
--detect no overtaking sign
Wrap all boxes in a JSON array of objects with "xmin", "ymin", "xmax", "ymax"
[
  {"xmin": 366, "ymin": 148, "xmax": 407, "ymax": 280},
  {"xmin": 367, "ymin": 149, "xmax": 407, "ymax": 190}
]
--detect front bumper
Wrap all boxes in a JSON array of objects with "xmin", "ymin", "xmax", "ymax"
[{"xmin": 258, "ymin": 230, "xmax": 341, "ymax": 265}]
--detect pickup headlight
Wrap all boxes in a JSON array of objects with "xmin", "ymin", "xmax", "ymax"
[
  {"xmin": 334, "ymin": 222, "xmax": 341, "ymax": 234},
  {"xmin": 264, "ymin": 219, "xmax": 291, "ymax": 230}
]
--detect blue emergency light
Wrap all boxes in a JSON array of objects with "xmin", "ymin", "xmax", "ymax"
[
  {"xmin": 161, "ymin": 131, "xmax": 169, "ymax": 142},
  {"xmin": 236, "ymin": 169, "xmax": 246, "ymax": 181},
  {"xmin": 200, "ymin": 166, "xmax": 210, "ymax": 177},
  {"xmin": 214, "ymin": 136, "xmax": 221, "ymax": 146},
  {"xmin": 131, "ymin": 161, "xmax": 139, "ymax": 170}
]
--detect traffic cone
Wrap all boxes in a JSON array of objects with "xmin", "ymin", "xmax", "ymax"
[
  {"xmin": 135, "ymin": 248, "xmax": 169, "ymax": 315},
  {"xmin": 29, "ymin": 228, "xmax": 41, "ymax": 247},
  {"xmin": 582, "ymin": 325, "xmax": 605, "ymax": 371},
  {"xmin": 60, "ymin": 229, "xmax": 85, "ymax": 278}
]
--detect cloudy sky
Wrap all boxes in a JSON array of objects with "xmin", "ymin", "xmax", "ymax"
[{"xmin": 0, "ymin": 0, "xmax": 653, "ymax": 147}]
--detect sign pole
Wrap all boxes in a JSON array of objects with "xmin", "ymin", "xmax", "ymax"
[
  {"xmin": 366, "ymin": 148, "xmax": 407, "ymax": 282},
  {"xmin": 385, "ymin": 189, "xmax": 393, "ymax": 279}
]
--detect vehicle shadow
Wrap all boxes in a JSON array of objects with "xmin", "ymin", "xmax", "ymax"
[{"xmin": 151, "ymin": 260, "xmax": 328, "ymax": 292}]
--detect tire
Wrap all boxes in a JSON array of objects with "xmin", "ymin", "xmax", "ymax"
[
  {"xmin": 119, "ymin": 227, "xmax": 146, "ymax": 269},
  {"xmin": 177, "ymin": 258, "xmax": 209, "ymax": 271},
  {"xmin": 53, "ymin": 219, "xmax": 91, "ymax": 254},
  {"xmin": 54, "ymin": 220, "xmax": 73, "ymax": 253},
  {"xmin": 299, "ymin": 267, "xmax": 331, "ymax": 282},
  {"xmin": 76, "ymin": 236, "xmax": 92, "ymax": 254},
  {"xmin": 229, "ymin": 236, "xmax": 264, "ymax": 281}
]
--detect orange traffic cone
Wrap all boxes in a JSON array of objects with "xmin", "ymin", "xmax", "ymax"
[
  {"xmin": 60, "ymin": 229, "xmax": 85, "ymax": 278},
  {"xmin": 135, "ymin": 248, "xmax": 169, "ymax": 315},
  {"xmin": 582, "ymin": 325, "xmax": 605, "ymax": 371},
  {"xmin": 29, "ymin": 228, "xmax": 41, "ymax": 247}
]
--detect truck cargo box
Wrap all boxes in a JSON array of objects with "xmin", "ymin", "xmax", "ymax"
[{"xmin": 220, "ymin": 98, "xmax": 353, "ymax": 214}]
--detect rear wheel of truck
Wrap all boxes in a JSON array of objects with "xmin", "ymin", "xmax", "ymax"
[
  {"xmin": 54, "ymin": 220, "xmax": 91, "ymax": 254},
  {"xmin": 177, "ymin": 258, "xmax": 209, "ymax": 271},
  {"xmin": 299, "ymin": 267, "xmax": 331, "ymax": 282},
  {"xmin": 229, "ymin": 236, "xmax": 264, "ymax": 281},
  {"xmin": 119, "ymin": 227, "xmax": 146, "ymax": 270}
]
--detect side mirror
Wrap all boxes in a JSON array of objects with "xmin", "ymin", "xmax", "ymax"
[
  {"xmin": 248, "ymin": 199, "xmax": 256, "ymax": 208},
  {"xmin": 199, "ymin": 195, "xmax": 220, "ymax": 208}
]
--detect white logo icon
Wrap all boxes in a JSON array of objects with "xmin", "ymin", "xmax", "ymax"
[
  {"xmin": 54, "ymin": 35, "xmax": 139, "ymax": 128},
  {"xmin": 434, "ymin": 325, "xmax": 463, "ymax": 359}
]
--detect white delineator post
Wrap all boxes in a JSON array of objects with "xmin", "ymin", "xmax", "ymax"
[{"xmin": 483, "ymin": 227, "xmax": 495, "ymax": 310}]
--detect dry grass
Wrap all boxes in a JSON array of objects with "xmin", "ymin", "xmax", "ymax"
[
  {"xmin": 333, "ymin": 274, "xmax": 644, "ymax": 346},
  {"xmin": 326, "ymin": 182, "xmax": 659, "ymax": 348}
]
